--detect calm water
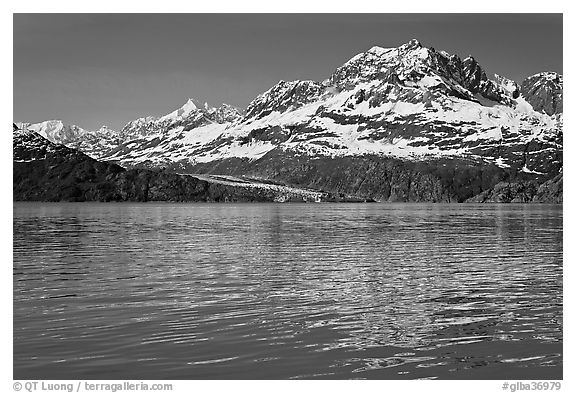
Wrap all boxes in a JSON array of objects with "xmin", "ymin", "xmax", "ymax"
[{"xmin": 13, "ymin": 203, "xmax": 562, "ymax": 380}]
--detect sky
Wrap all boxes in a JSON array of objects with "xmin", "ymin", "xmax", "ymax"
[{"xmin": 13, "ymin": 13, "xmax": 563, "ymax": 131}]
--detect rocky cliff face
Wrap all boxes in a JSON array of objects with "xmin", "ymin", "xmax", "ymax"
[{"xmin": 465, "ymin": 174, "xmax": 562, "ymax": 204}]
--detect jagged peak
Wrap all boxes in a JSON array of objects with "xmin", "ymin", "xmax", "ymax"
[
  {"xmin": 400, "ymin": 38, "xmax": 422, "ymax": 49},
  {"xmin": 182, "ymin": 97, "xmax": 203, "ymax": 110},
  {"xmin": 493, "ymin": 74, "xmax": 520, "ymax": 98},
  {"xmin": 158, "ymin": 97, "xmax": 205, "ymax": 122},
  {"xmin": 493, "ymin": 73, "xmax": 518, "ymax": 85},
  {"xmin": 120, "ymin": 97, "xmax": 242, "ymax": 136},
  {"xmin": 341, "ymin": 40, "xmax": 428, "ymax": 70},
  {"xmin": 365, "ymin": 39, "xmax": 423, "ymax": 56}
]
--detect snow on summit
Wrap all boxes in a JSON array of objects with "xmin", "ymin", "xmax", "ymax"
[{"xmin": 159, "ymin": 98, "xmax": 204, "ymax": 122}]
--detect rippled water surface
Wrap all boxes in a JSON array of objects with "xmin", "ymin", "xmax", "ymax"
[{"xmin": 13, "ymin": 203, "xmax": 562, "ymax": 379}]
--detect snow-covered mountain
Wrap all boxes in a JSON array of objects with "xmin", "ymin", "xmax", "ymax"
[
  {"xmin": 15, "ymin": 39, "xmax": 563, "ymax": 202},
  {"xmin": 15, "ymin": 120, "xmax": 89, "ymax": 145},
  {"xmin": 14, "ymin": 120, "xmax": 121, "ymax": 159},
  {"xmin": 97, "ymin": 39, "xmax": 561, "ymax": 176}
]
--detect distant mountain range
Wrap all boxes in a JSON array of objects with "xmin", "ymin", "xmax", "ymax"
[{"xmin": 14, "ymin": 39, "xmax": 562, "ymax": 203}]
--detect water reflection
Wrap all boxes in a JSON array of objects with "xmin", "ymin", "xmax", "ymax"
[{"xmin": 13, "ymin": 203, "xmax": 562, "ymax": 379}]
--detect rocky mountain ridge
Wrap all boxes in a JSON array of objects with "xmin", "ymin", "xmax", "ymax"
[{"xmin": 119, "ymin": 99, "xmax": 242, "ymax": 139}]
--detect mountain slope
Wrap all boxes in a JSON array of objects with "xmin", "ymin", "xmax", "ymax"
[{"xmin": 520, "ymin": 72, "xmax": 563, "ymax": 116}]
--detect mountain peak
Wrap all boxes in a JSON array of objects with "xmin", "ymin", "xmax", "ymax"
[
  {"xmin": 158, "ymin": 98, "xmax": 204, "ymax": 122},
  {"xmin": 19, "ymin": 119, "xmax": 88, "ymax": 145},
  {"xmin": 33, "ymin": 119, "xmax": 65, "ymax": 129},
  {"xmin": 365, "ymin": 39, "xmax": 423, "ymax": 56},
  {"xmin": 182, "ymin": 97, "xmax": 202, "ymax": 111},
  {"xmin": 182, "ymin": 98, "xmax": 206, "ymax": 109},
  {"xmin": 329, "ymin": 39, "xmax": 433, "ymax": 89},
  {"xmin": 402, "ymin": 38, "xmax": 422, "ymax": 49},
  {"xmin": 493, "ymin": 74, "xmax": 520, "ymax": 98}
]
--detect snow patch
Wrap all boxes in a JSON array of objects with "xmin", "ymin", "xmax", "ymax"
[
  {"xmin": 521, "ymin": 165, "xmax": 546, "ymax": 175},
  {"xmin": 494, "ymin": 157, "xmax": 510, "ymax": 168},
  {"xmin": 464, "ymin": 127, "xmax": 503, "ymax": 142},
  {"xmin": 514, "ymin": 95, "xmax": 535, "ymax": 114}
]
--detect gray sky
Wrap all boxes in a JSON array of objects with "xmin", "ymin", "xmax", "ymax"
[{"xmin": 13, "ymin": 14, "xmax": 562, "ymax": 130}]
